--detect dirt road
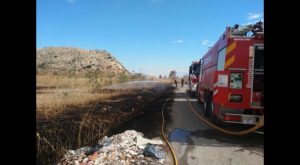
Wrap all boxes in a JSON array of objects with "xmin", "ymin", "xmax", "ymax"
[
  {"xmin": 107, "ymin": 81, "xmax": 263, "ymax": 165},
  {"xmin": 164, "ymin": 84, "xmax": 264, "ymax": 165}
]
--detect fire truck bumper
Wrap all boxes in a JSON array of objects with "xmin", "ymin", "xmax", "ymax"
[
  {"xmin": 223, "ymin": 113, "xmax": 262, "ymax": 125},
  {"xmin": 219, "ymin": 108, "xmax": 263, "ymax": 125}
]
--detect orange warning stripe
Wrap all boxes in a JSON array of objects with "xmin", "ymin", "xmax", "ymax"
[
  {"xmin": 224, "ymin": 42, "xmax": 237, "ymax": 69},
  {"xmin": 226, "ymin": 41, "xmax": 236, "ymax": 55},
  {"xmin": 224, "ymin": 55, "xmax": 235, "ymax": 69}
]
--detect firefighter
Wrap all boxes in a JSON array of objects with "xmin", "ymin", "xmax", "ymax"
[
  {"xmin": 174, "ymin": 78, "xmax": 178, "ymax": 87},
  {"xmin": 232, "ymin": 24, "xmax": 239, "ymax": 34},
  {"xmin": 251, "ymin": 21, "xmax": 263, "ymax": 35}
]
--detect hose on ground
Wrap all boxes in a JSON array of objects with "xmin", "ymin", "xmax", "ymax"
[
  {"xmin": 186, "ymin": 94, "xmax": 264, "ymax": 136},
  {"xmin": 161, "ymin": 98, "xmax": 178, "ymax": 165}
]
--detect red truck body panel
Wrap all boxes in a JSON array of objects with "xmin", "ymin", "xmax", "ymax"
[{"xmin": 197, "ymin": 25, "xmax": 264, "ymax": 124}]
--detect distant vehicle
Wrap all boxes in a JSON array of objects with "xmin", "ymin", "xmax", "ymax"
[
  {"xmin": 196, "ymin": 22, "xmax": 264, "ymax": 125},
  {"xmin": 188, "ymin": 61, "xmax": 200, "ymax": 96}
]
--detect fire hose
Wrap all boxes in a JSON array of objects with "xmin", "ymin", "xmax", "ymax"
[
  {"xmin": 161, "ymin": 98, "xmax": 178, "ymax": 165},
  {"xmin": 160, "ymin": 94, "xmax": 264, "ymax": 165},
  {"xmin": 185, "ymin": 93, "xmax": 264, "ymax": 136}
]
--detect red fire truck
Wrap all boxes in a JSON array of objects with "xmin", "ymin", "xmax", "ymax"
[
  {"xmin": 196, "ymin": 22, "xmax": 264, "ymax": 125},
  {"xmin": 188, "ymin": 61, "xmax": 200, "ymax": 96}
]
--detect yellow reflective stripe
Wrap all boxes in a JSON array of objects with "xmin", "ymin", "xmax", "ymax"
[
  {"xmin": 228, "ymin": 92, "xmax": 232, "ymax": 101},
  {"xmin": 213, "ymin": 89, "xmax": 219, "ymax": 96},
  {"xmin": 224, "ymin": 55, "xmax": 235, "ymax": 69},
  {"xmin": 226, "ymin": 42, "xmax": 236, "ymax": 55}
]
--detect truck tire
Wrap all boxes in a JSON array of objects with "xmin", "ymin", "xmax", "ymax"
[
  {"xmin": 188, "ymin": 82, "xmax": 191, "ymax": 94},
  {"xmin": 191, "ymin": 91, "xmax": 196, "ymax": 97},
  {"xmin": 196, "ymin": 85, "xmax": 203, "ymax": 103},
  {"xmin": 196, "ymin": 85, "xmax": 200, "ymax": 103},
  {"xmin": 209, "ymin": 102, "xmax": 222, "ymax": 125},
  {"xmin": 209, "ymin": 102, "xmax": 214, "ymax": 119},
  {"xmin": 204, "ymin": 97, "xmax": 210, "ymax": 117},
  {"xmin": 198, "ymin": 93, "xmax": 204, "ymax": 104}
]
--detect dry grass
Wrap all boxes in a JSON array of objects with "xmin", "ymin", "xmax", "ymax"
[
  {"xmin": 36, "ymin": 73, "xmax": 139, "ymax": 118},
  {"xmin": 37, "ymin": 90, "xmax": 119, "ymax": 118},
  {"xmin": 36, "ymin": 73, "xmax": 148, "ymax": 164},
  {"xmin": 37, "ymin": 74, "xmax": 89, "ymax": 89},
  {"xmin": 37, "ymin": 74, "xmax": 122, "ymax": 89}
]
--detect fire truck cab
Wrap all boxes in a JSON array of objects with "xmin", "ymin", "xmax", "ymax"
[
  {"xmin": 188, "ymin": 61, "xmax": 200, "ymax": 96},
  {"xmin": 196, "ymin": 22, "xmax": 264, "ymax": 125}
]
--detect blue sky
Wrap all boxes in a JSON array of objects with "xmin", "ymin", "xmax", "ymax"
[{"xmin": 37, "ymin": 0, "xmax": 263, "ymax": 77}]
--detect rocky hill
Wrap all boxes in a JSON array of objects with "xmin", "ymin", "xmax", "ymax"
[{"xmin": 36, "ymin": 47, "xmax": 130, "ymax": 75}]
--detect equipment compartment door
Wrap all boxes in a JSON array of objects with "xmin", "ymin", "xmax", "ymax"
[{"xmin": 251, "ymin": 45, "xmax": 264, "ymax": 108}]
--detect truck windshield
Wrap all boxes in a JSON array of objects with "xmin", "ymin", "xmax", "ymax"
[{"xmin": 192, "ymin": 64, "xmax": 200, "ymax": 75}]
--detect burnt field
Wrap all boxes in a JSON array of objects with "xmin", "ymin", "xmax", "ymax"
[{"xmin": 36, "ymin": 82, "xmax": 174, "ymax": 165}]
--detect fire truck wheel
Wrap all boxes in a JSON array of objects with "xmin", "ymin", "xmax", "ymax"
[
  {"xmin": 196, "ymin": 86, "xmax": 203, "ymax": 103},
  {"xmin": 209, "ymin": 103, "xmax": 222, "ymax": 125},
  {"xmin": 204, "ymin": 99, "xmax": 210, "ymax": 117},
  {"xmin": 209, "ymin": 102, "xmax": 214, "ymax": 118},
  {"xmin": 191, "ymin": 91, "xmax": 196, "ymax": 97},
  {"xmin": 196, "ymin": 92, "xmax": 200, "ymax": 103}
]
